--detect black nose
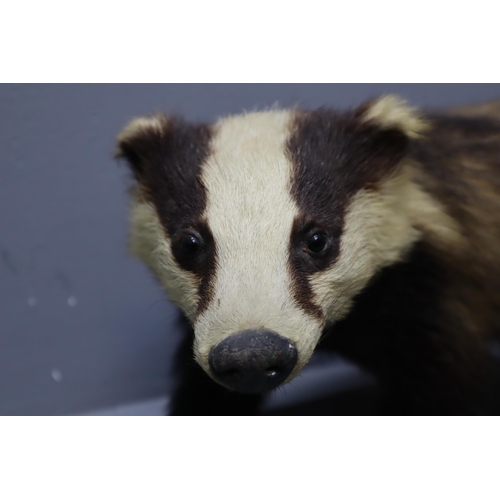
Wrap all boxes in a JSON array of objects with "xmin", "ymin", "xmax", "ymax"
[{"xmin": 208, "ymin": 329, "xmax": 298, "ymax": 393}]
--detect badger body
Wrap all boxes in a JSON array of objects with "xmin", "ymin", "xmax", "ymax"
[{"xmin": 117, "ymin": 96, "xmax": 500, "ymax": 415}]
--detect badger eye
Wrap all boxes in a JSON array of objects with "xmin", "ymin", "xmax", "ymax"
[
  {"xmin": 180, "ymin": 233, "xmax": 202, "ymax": 254},
  {"xmin": 305, "ymin": 232, "xmax": 328, "ymax": 254}
]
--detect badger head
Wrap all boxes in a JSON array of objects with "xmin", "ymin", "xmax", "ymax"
[{"xmin": 116, "ymin": 96, "xmax": 443, "ymax": 394}]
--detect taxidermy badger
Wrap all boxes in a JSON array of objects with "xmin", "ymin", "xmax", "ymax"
[{"xmin": 116, "ymin": 96, "xmax": 500, "ymax": 415}]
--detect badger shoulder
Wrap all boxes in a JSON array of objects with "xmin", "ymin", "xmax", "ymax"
[
  {"xmin": 374, "ymin": 99, "xmax": 500, "ymax": 333},
  {"xmin": 409, "ymin": 102, "xmax": 500, "ymax": 295}
]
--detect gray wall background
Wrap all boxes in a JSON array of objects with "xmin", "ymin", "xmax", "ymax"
[{"xmin": 1, "ymin": 84, "xmax": 500, "ymax": 415}]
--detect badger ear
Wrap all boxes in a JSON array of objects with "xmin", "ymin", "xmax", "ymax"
[
  {"xmin": 341, "ymin": 95, "xmax": 428, "ymax": 179},
  {"xmin": 356, "ymin": 94, "xmax": 427, "ymax": 139},
  {"xmin": 116, "ymin": 115, "xmax": 173, "ymax": 181}
]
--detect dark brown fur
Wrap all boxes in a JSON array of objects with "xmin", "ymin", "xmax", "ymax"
[
  {"xmin": 412, "ymin": 107, "xmax": 500, "ymax": 342},
  {"xmin": 286, "ymin": 108, "xmax": 410, "ymax": 319},
  {"xmin": 116, "ymin": 116, "xmax": 218, "ymax": 316}
]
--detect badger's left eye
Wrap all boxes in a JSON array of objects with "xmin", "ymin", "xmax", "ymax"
[
  {"xmin": 180, "ymin": 233, "xmax": 202, "ymax": 254},
  {"xmin": 305, "ymin": 232, "xmax": 328, "ymax": 254}
]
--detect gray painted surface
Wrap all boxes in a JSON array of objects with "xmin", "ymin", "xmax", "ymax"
[
  {"xmin": 1, "ymin": 84, "xmax": 500, "ymax": 415},
  {"xmin": 81, "ymin": 354, "xmax": 375, "ymax": 415}
]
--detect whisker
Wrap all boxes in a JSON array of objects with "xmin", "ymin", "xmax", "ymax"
[{"xmin": 143, "ymin": 298, "xmax": 170, "ymax": 316}]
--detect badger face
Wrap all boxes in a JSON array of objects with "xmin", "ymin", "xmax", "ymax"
[{"xmin": 117, "ymin": 96, "xmax": 444, "ymax": 394}]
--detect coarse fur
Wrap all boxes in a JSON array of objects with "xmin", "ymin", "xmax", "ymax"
[{"xmin": 116, "ymin": 95, "xmax": 500, "ymax": 415}]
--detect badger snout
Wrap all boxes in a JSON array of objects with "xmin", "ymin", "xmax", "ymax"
[{"xmin": 208, "ymin": 329, "xmax": 298, "ymax": 394}]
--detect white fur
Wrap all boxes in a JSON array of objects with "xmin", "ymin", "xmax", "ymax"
[
  {"xmin": 117, "ymin": 116, "xmax": 166, "ymax": 148},
  {"xmin": 193, "ymin": 110, "xmax": 324, "ymax": 380},
  {"xmin": 362, "ymin": 95, "xmax": 428, "ymax": 138}
]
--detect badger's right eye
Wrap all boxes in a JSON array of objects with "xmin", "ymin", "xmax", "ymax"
[
  {"xmin": 181, "ymin": 234, "xmax": 202, "ymax": 255},
  {"xmin": 171, "ymin": 226, "xmax": 212, "ymax": 273}
]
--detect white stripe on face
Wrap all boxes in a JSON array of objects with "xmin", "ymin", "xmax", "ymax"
[{"xmin": 194, "ymin": 110, "xmax": 324, "ymax": 377}]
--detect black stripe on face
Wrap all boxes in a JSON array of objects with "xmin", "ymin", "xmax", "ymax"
[
  {"xmin": 117, "ymin": 115, "xmax": 217, "ymax": 316},
  {"xmin": 286, "ymin": 107, "xmax": 410, "ymax": 318}
]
